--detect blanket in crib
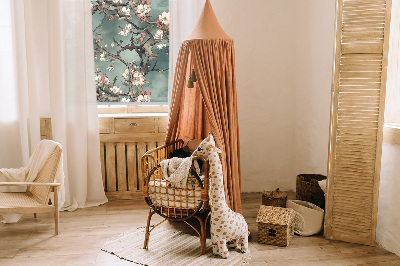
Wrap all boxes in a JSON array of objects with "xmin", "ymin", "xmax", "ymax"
[{"xmin": 159, "ymin": 157, "xmax": 199, "ymax": 188}]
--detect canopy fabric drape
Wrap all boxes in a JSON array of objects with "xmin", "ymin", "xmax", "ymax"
[{"xmin": 166, "ymin": 38, "xmax": 241, "ymax": 212}]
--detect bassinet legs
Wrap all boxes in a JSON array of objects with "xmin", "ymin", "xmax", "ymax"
[
  {"xmin": 192, "ymin": 213, "xmax": 210, "ymax": 255},
  {"xmin": 143, "ymin": 209, "xmax": 155, "ymax": 249},
  {"xmin": 143, "ymin": 208, "xmax": 211, "ymax": 255}
]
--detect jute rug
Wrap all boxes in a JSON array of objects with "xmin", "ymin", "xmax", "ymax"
[{"xmin": 102, "ymin": 226, "xmax": 250, "ymax": 265}]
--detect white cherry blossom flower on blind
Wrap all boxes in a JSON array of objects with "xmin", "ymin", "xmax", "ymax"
[
  {"xmin": 158, "ymin": 11, "xmax": 169, "ymax": 26},
  {"xmin": 154, "ymin": 29, "xmax": 163, "ymax": 40},
  {"xmin": 95, "ymin": 74, "xmax": 110, "ymax": 86},
  {"xmin": 121, "ymin": 7, "xmax": 130, "ymax": 16},
  {"xmin": 99, "ymin": 51, "xmax": 107, "ymax": 61},
  {"xmin": 121, "ymin": 97, "xmax": 131, "ymax": 102},
  {"xmin": 156, "ymin": 43, "xmax": 167, "ymax": 50},
  {"xmin": 136, "ymin": 4, "xmax": 151, "ymax": 18},
  {"xmin": 119, "ymin": 24, "xmax": 132, "ymax": 37},
  {"xmin": 132, "ymin": 71, "xmax": 145, "ymax": 87},
  {"xmin": 122, "ymin": 69, "xmax": 130, "ymax": 79},
  {"xmin": 106, "ymin": 66, "xmax": 114, "ymax": 71},
  {"xmin": 136, "ymin": 94, "xmax": 151, "ymax": 102},
  {"xmin": 110, "ymin": 86, "xmax": 120, "ymax": 93}
]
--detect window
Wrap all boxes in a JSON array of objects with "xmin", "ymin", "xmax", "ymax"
[{"xmin": 91, "ymin": 0, "xmax": 169, "ymax": 104}]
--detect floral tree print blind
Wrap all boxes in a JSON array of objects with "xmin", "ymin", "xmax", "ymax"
[{"xmin": 92, "ymin": 0, "xmax": 169, "ymax": 103}]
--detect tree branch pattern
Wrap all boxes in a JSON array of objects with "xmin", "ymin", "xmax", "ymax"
[{"xmin": 92, "ymin": 0, "xmax": 169, "ymax": 103}]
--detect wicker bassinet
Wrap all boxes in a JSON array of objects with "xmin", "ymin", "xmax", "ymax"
[{"xmin": 141, "ymin": 140, "xmax": 210, "ymax": 254}]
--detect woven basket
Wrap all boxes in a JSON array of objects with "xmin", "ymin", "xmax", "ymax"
[
  {"xmin": 296, "ymin": 174, "xmax": 326, "ymax": 209},
  {"xmin": 262, "ymin": 188, "xmax": 287, "ymax": 208},
  {"xmin": 256, "ymin": 205, "xmax": 296, "ymax": 247}
]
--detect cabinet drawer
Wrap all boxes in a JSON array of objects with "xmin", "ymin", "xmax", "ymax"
[
  {"xmin": 99, "ymin": 117, "xmax": 114, "ymax": 134},
  {"xmin": 114, "ymin": 118, "xmax": 155, "ymax": 133},
  {"xmin": 157, "ymin": 117, "xmax": 168, "ymax": 133}
]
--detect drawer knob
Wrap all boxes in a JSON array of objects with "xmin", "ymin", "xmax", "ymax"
[{"xmin": 129, "ymin": 123, "xmax": 138, "ymax": 127}]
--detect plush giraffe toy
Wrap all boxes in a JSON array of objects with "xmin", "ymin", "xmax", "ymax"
[{"xmin": 192, "ymin": 133, "xmax": 248, "ymax": 258}]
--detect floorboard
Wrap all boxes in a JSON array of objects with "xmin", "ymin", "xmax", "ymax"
[{"xmin": 1, "ymin": 192, "xmax": 398, "ymax": 265}]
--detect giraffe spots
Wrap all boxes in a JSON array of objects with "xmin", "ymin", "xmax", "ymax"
[{"xmin": 198, "ymin": 134, "xmax": 248, "ymax": 258}]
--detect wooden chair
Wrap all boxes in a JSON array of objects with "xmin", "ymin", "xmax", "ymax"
[{"xmin": 0, "ymin": 145, "xmax": 62, "ymax": 234}]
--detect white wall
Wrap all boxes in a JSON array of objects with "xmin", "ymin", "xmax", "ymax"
[
  {"xmin": 212, "ymin": 0, "xmax": 335, "ymax": 191},
  {"xmin": 294, "ymin": 1, "xmax": 335, "ymax": 178},
  {"xmin": 212, "ymin": 0, "xmax": 297, "ymax": 192},
  {"xmin": 377, "ymin": 142, "xmax": 400, "ymax": 256}
]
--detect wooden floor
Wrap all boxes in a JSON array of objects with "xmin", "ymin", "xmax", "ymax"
[{"xmin": 1, "ymin": 193, "xmax": 399, "ymax": 266}]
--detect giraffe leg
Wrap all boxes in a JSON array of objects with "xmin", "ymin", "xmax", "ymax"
[
  {"xmin": 212, "ymin": 241, "xmax": 218, "ymax": 255},
  {"xmin": 227, "ymin": 239, "xmax": 237, "ymax": 249},
  {"xmin": 217, "ymin": 241, "xmax": 229, "ymax": 259},
  {"xmin": 238, "ymin": 235, "xmax": 249, "ymax": 253}
]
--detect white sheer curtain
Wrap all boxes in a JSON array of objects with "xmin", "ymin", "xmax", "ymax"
[
  {"xmin": 168, "ymin": 0, "xmax": 205, "ymax": 104},
  {"xmin": 0, "ymin": 0, "xmax": 107, "ymax": 211},
  {"xmin": 0, "ymin": 0, "xmax": 24, "ymax": 169}
]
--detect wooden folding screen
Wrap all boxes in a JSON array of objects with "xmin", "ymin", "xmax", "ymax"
[{"xmin": 325, "ymin": 0, "xmax": 392, "ymax": 245}]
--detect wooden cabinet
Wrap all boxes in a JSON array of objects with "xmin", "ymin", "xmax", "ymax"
[
  {"xmin": 98, "ymin": 115, "xmax": 168, "ymax": 200},
  {"xmin": 114, "ymin": 118, "xmax": 155, "ymax": 134}
]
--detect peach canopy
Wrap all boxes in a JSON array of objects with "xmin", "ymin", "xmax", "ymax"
[{"xmin": 165, "ymin": 0, "xmax": 242, "ymax": 212}]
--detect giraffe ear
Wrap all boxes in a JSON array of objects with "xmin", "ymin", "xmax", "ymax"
[{"xmin": 210, "ymin": 144, "xmax": 222, "ymax": 154}]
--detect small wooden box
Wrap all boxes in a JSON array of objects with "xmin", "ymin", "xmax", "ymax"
[
  {"xmin": 256, "ymin": 205, "xmax": 296, "ymax": 247},
  {"xmin": 262, "ymin": 188, "xmax": 287, "ymax": 208}
]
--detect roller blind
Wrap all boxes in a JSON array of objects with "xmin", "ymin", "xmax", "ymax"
[{"xmin": 325, "ymin": 0, "xmax": 392, "ymax": 245}]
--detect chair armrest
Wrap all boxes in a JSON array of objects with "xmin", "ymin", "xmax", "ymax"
[{"xmin": 0, "ymin": 182, "xmax": 61, "ymax": 187}]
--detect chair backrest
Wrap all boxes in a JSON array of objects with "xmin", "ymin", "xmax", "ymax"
[{"xmin": 26, "ymin": 146, "xmax": 62, "ymax": 205}]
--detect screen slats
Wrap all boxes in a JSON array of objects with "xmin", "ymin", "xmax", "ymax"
[{"xmin": 325, "ymin": 0, "xmax": 392, "ymax": 245}]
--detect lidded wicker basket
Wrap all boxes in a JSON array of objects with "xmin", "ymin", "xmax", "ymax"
[
  {"xmin": 296, "ymin": 174, "xmax": 326, "ymax": 209},
  {"xmin": 256, "ymin": 205, "xmax": 296, "ymax": 247},
  {"xmin": 262, "ymin": 188, "xmax": 287, "ymax": 208}
]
